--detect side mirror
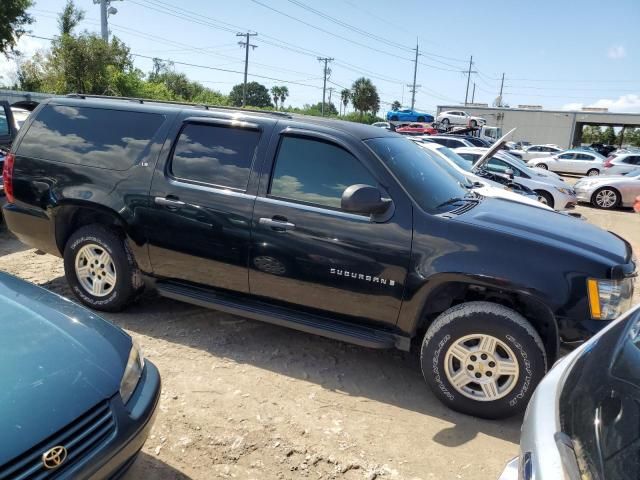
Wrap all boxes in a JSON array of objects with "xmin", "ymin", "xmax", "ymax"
[
  {"xmin": 341, "ymin": 184, "xmax": 392, "ymax": 216},
  {"xmin": 505, "ymin": 168, "xmax": 515, "ymax": 180}
]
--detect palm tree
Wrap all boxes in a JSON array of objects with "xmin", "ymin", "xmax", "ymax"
[
  {"xmin": 340, "ymin": 88, "xmax": 350, "ymax": 116},
  {"xmin": 278, "ymin": 86, "xmax": 289, "ymax": 110},
  {"xmin": 350, "ymin": 78, "xmax": 379, "ymax": 117},
  {"xmin": 270, "ymin": 86, "xmax": 281, "ymax": 110}
]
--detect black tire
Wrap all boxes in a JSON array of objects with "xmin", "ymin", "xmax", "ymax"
[
  {"xmin": 441, "ymin": 118, "xmax": 450, "ymax": 126},
  {"xmin": 587, "ymin": 168, "xmax": 600, "ymax": 177},
  {"xmin": 420, "ymin": 302, "xmax": 547, "ymax": 419},
  {"xmin": 591, "ymin": 187, "xmax": 620, "ymax": 209},
  {"xmin": 390, "ymin": 115, "xmax": 399, "ymax": 121},
  {"xmin": 535, "ymin": 163, "xmax": 548, "ymax": 170},
  {"xmin": 535, "ymin": 190, "xmax": 555, "ymax": 208},
  {"xmin": 417, "ymin": 116, "xmax": 425, "ymax": 122},
  {"xmin": 63, "ymin": 224, "xmax": 143, "ymax": 312}
]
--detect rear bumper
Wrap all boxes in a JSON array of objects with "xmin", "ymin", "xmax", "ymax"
[
  {"xmin": 2, "ymin": 203, "xmax": 59, "ymax": 255},
  {"xmin": 70, "ymin": 361, "xmax": 161, "ymax": 479}
]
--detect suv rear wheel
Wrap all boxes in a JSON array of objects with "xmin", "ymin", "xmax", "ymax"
[
  {"xmin": 420, "ymin": 301, "xmax": 547, "ymax": 419},
  {"xmin": 64, "ymin": 224, "xmax": 143, "ymax": 311}
]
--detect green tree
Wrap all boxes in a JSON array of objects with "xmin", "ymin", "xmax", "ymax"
[
  {"xmin": 58, "ymin": 0, "xmax": 84, "ymax": 36},
  {"xmin": 602, "ymin": 126, "xmax": 616, "ymax": 145},
  {"xmin": 391, "ymin": 100, "xmax": 401, "ymax": 111},
  {"xmin": 350, "ymin": 77, "xmax": 380, "ymax": 117},
  {"xmin": 270, "ymin": 86, "xmax": 281, "ymax": 109},
  {"xmin": 1, "ymin": 0, "xmax": 34, "ymax": 58},
  {"xmin": 278, "ymin": 86, "xmax": 289, "ymax": 110},
  {"xmin": 229, "ymin": 81, "xmax": 272, "ymax": 108},
  {"xmin": 340, "ymin": 88, "xmax": 350, "ymax": 115}
]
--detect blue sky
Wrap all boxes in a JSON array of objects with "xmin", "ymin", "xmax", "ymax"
[{"xmin": 4, "ymin": 0, "xmax": 640, "ymax": 113}]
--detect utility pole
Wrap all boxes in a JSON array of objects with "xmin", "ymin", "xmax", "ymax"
[
  {"xmin": 409, "ymin": 41, "xmax": 420, "ymax": 110},
  {"xmin": 471, "ymin": 83, "xmax": 476, "ymax": 104},
  {"xmin": 94, "ymin": 0, "xmax": 120, "ymax": 42},
  {"xmin": 464, "ymin": 55, "xmax": 473, "ymax": 106},
  {"xmin": 317, "ymin": 57, "xmax": 333, "ymax": 116},
  {"xmin": 498, "ymin": 72, "xmax": 505, "ymax": 106},
  {"xmin": 237, "ymin": 32, "xmax": 258, "ymax": 107},
  {"xmin": 328, "ymin": 87, "xmax": 334, "ymax": 109}
]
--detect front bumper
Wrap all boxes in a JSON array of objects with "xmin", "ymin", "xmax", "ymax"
[
  {"xmin": 551, "ymin": 191, "xmax": 578, "ymax": 211},
  {"xmin": 69, "ymin": 361, "xmax": 161, "ymax": 479}
]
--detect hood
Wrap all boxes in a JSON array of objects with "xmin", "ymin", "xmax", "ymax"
[
  {"xmin": 456, "ymin": 199, "xmax": 629, "ymax": 265},
  {"xmin": 475, "ymin": 184, "xmax": 551, "ymax": 210},
  {"xmin": 577, "ymin": 176, "xmax": 638, "ymax": 187},
  {"xmin": 473, "ymin": 128, "xmax": 517, "ymax": 168},
  {"xmin": 0, "ymin": 273, "xmax": 131, "ymax": 465},
  {"xmin": 528, "ymin": 168, "xmax": 567, "ymax": 186}
]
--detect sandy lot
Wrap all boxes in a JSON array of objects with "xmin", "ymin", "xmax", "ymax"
[{"xmin": 0, "ymin": 196, "xmax": 637, "ymax": 480}]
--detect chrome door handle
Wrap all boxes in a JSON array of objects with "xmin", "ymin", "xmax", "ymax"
[
  {"xmin": 259, "ymin": 217, "xmax": 296, "ymax": 231},
  {"xmin": 154, "ymin": 196, "xmax": 185, "ymax": 208}
]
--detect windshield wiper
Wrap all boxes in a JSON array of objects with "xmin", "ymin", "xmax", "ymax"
[{"xmin": 437, "ymin": 193, "xmax": 479, "ymax": 209}]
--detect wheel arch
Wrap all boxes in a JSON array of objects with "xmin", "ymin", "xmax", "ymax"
[
  {"xmin": 53, "ymin": 202, "xmax": 129, "ymax": 255},
  {"xmin": 412, "ymin": 278, "xmax": 560, "ymax": 364}
]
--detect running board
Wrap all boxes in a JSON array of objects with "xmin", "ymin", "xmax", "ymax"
[{"xmin": 156, "ymin": 282, "xmax": 410, "ymax": 351}]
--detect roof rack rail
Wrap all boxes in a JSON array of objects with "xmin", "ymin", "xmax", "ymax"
[{"xmin": 64, "ymin": 93, "xmax": 292, "ymax": 118}]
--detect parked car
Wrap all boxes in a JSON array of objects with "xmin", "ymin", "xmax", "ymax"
[
  {"xmin": 396, "ymin": 123, "xmax": 437, "ymax": 135},
  {"xmin": 420, "ymin": 135, "xmax": 476, "ymax": 149},
  {"xmin": 413, "ymin": 140, "xmax": 549, "ymax": 210},
  {"xmin": 456, "ymin": 147, "xmax": 577, "ymax": 209},
  {"xmin": 4, "ymin": 95, "xmax": 636, "ymax": 419},
  {"xmin": 436, "ymin": 110, "xmax": 486, "ymax": 127},
  {"xmin": 516, "ymin": 144, "xmax": 563, "ymax": 161},
  {"xmin": 602, "ymin": 151, "xmax": 640, "ymax": 175},
  {"xmin": 528, "ymin": 150, "xmax": 606, "ymax": 176},
  {"xmin": 386, "ymin": 108, "xmax": 434, "ymax": 123},
  {"xmin": 590, "ymin": 143, "xmax": 617, "ymax": 157},
  {"xmin": 499, "ymin": 303, "xmax": 640, "ymax": 480},
  {"xmin": 512, "ymin": 141, "xmax": 531, "ymax": 150},
  {"xmin": 442, "ymin": 133, "xmax": 492, "ymax": 147},
  {"xmin": 574, "ymin": 168, "xmax": 640, "ymax": 209},
  {"xmin": 0, "ymin": 272, "xmax": 161, "ymax": 479}
]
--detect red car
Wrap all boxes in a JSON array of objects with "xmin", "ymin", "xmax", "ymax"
[{"xmin": 395, "ymin": 123, "xmax": 437, "ymax": 135}]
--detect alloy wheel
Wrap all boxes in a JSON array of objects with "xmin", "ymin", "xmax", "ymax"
[
  {"xmin": 595, "ymin": 189, "xmax": 618, "ymax": 209},
  {"xmin": 444, "ymin": 333, "xmax": 519, "ymax": 401},
  {"xmin": 74, "ymin": 243, "xmax": 117, "ymax": 297}
]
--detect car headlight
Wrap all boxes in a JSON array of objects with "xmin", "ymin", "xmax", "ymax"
[
  {"xmin": 120, "ymin": 340, "xmax": 145, "ymax": 404},
  {"xmin": 555, "ymin": 186, "xmax": 574, "ymax": 195},
  {"xmin": 587, "ymin": 278, "xmax": 635, "ymax": 320}
]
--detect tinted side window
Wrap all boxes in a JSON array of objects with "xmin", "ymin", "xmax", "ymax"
[
  {"xmin": 486, "ymin": 158, "xmax": 510, "ymax": 173},
  {"xmin": 0, "ymin": 108, "xmax": 9, "ymax": 135},
  {"xmin": 528, "ymin": 146, "xmax": 540, "ymax": 152},
  {"xmin": 558, "ymin": 153, "xmax": 574, "ymax": 159},
  {"xmin": 17, "ymin": 104, "xmax": 165, "ymax": 170},
  {"xmin": 270, "ymin": 136, "xmax": 377, "ymax": 209},
  {"xmin": 171, "ymin": 123, "xmax": 260, "ymax": 190},
  {"xmin": 576, "ymin": 153, "xmax": 594, "ymax": 160}
]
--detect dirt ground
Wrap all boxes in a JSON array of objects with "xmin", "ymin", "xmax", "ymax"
[{"xmin": 0, "ymin": 195, "xmax": 638, "ymax": 480}]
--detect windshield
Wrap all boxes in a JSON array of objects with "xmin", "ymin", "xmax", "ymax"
[
  {"xmin": 433, "ymin": 145, "xmax": 473, "ymax": 172},
  {"xmin": 366, "ymin": 137, "xmax": 470, "ymax": 213}
]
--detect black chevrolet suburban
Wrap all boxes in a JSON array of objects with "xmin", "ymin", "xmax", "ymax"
[{"xmin": 3, "ymin": 96, "xmax": 636, "ymax": 418}]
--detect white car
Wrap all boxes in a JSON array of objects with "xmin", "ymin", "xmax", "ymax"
[
  {"xmin": 436, "ymin": 110, "xmax": 486, "ymax": 128},
  {"xmin": 455, "ymin": 147, "xmax": 578, "ymax": 210},
  {"xmin": 516, "ymin": 144, "xmax": 563, "ymax": 161},
  {"xmin": 602, "ymin": 151, "xmax": 640, "ymax": 175},
  {"xmin": 528, "ymin": 150, "xmax": 606, "ymax": 176},
  {"xmin": 419, "ymin": 135, "xmax": 476, "ymax": 149},
  {"xmin": 413, "ymin": 141, "xmax": 551, "ymax": 210}
]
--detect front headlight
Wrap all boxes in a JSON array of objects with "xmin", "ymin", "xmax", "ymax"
[
  {"xmin": 587, "ymin": 278, "xmax": 635, "ymax": 320},
  {"xmin": 120, "ymin": 340, "xmax": 145, "ymax": 404},
  {"xmin": 555, "ymin": 186, "xmax": 574, "ymax": 195}
]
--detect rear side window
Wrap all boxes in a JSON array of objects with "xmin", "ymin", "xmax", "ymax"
[
  {"xmin": 0, "ymin": 109, "xmax": 9, "ymax": 135},
  {"xmin": 269, "ymin": 136, "xmax": 377, "ymax": 209},
  {"xmin": 171, "ymin": 123, "xmax": 260, "ymax": 190},
  {"xmin": 576, "ymin": 153, "xmax": 594, "ymax": 160},
  {"xmin": 17, "ymin": 104, "xmax": 165, "ymax": 170}
]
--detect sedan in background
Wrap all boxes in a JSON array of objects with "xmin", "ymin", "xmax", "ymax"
[
  {"xmin": 499, "ymin": 303, "xmax": 640, "ymax": 480},
  {"xmin": 420, "ymin": 135, "xmax": 476, "ymax": 149},
  {"xmin": 516, "ymin": 144, "xmax": 563, "ymax": 161},
  {"xmin": 371, "ymin": 121, "xmax": 393, "ymax": 130},
  {"xmin": 386, "ymin": 108, "xmax": 434, "ymax": 123},
  {"xmin": 574, "ymin": 168, "xmax": 640, "ymax": 209},
  {"xmin": 603, "ymin": 151, "xmax": 640, "ymax": 175},
  {"xmin": 396, "ymin": 123, "xmax": 437, "ymax": 135},
  {"xmin": 0, "ymin": 273, "xmax": 161, "ymax": 479},
  {"xmin": 436, "ymin": 110, "xmax": 486, "ymax": 127},
  {"xmin": 528, "ymin": 150, "xmax": 606, "ymax": 176}
]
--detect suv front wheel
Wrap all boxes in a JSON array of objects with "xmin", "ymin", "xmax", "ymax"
[
  {"xmin": 64, "ymin": 224, "xmax": 143, "ymax": 312},
  {"xmin": 420, "ymin": 301, "xmax": 547, "ymax": 419}
]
